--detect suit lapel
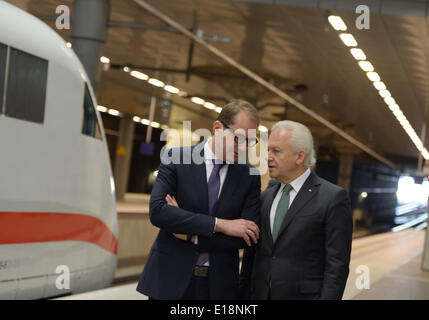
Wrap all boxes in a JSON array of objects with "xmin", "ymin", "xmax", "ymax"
[
  {"xmin": 213, "ymin": 164, "xmax": 240, "ymax": 217},
  {"xmin": 275, "ymin": 172, "xmax": 320, "ymax": 242},
  {"xmin": 262, "ymin": 181, "xmax": 281, "ymax": 247},
  {"xmin": 191, "ymin": 142, "xmax": 209, "ymax": 215}
]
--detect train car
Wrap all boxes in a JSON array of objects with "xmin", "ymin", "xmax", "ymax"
[{"xmin": 0, "ymin": 1, "xmax": 118, "ymax": 299}]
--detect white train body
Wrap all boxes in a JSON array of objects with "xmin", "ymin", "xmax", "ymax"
[{"xmin": 0, "ymin": 1, "xmax": 118, "ymax": 299}]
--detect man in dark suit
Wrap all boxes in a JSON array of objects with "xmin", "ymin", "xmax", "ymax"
[
  {"xmin": 137, "ymin": 99, "xmax": 262, "ymax": 300},
  {"xmin": 240, "ymin": 120, "xmax": 353, "ymax": 300}
]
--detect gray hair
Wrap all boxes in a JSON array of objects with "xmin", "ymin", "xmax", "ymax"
[{"xmin": 271, "ymin": 120, "xmax": 316, "ymax": 167}]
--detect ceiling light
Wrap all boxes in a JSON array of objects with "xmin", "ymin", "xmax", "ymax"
[
  {"xmin": 100, "ymin": 56, "xmax": 110, "ymax": 64},
  {"xmin": 373, "ymin": 81, "xmax": 386, "ymax": 91},
  {"xmin": 191, "ymin": 97, "xmax": 205, "ymax": 105},
  {"xmin": 328, "ymin": 15, "xmax": 347, "ymax": 31},
  {"xmin": 97, "ymin": 105, "xmax": 107, "ymax": 113},
  {"xmin": 339, "ymin": 33, "xmax": 357, "ymax": 47},
  {"xmin": 133, "ymin": 116, "xmax": 141, "ymax": 122},
  {"xmin": 350, "ymin": 48, "xmax": 366, "ymax": 60},
  {"xmin": 108, "ymin": 109, "xmax": 120, "ymax": 116},
  {"xmin": 148, "ymin": 78, "xmax": 165, "ymax": 87},
  {"xmin": 215, "ymin": 107, "xmax": 222, "ymax": 113},
  {"xmin": 141, "ymin": 119, "xmax": 150, "ymax": 125},
  {"xmin": 378, "ymin": 89, "xmax": 391, "ymax": 99},
  {"xmin": 366, "ymin": 72, "xmax": 380, "ymax": 82},
  {"xmin": 422, "ymin": 148, "xmax": 429, "ymax": 160},
  {"xmin": 358, "ymin": 61, "xmax": 374, "ymax": 72},
  {"xmin": 151, "ymin": 121, "xmax": 160, "ymax": 128},
  {"xmin": 130, "ymin": 71, "xmax": 149, "ymax": 80},
  {"xmin": 66, "ymin": 42, "xmax": 72, "ymax": 48},
  {"xmin": 203, "ymin": 102, "xmax": 216, "ymax": 110},
  {"xmin": 258, "ymin": 125, "xmax": 268, "ymax": 132},
  {"xmin": 164, "ymin": 85, "xmax": 180, "ymax": 94},
  {"xmin": 384, "ymin": 96, "xmax": 396, "ymax": 105},
  {"xmin": 123, "ymin": 66, "xmax": 130, "ymax": 73},
  {"xmin": 388, "ymin": 103, "xmax": 400, "ymax": 113}
]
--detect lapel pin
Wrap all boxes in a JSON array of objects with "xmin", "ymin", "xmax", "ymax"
[{"xmin": 308, "ymin": 189, "xmax": 312, "ymax": 192}]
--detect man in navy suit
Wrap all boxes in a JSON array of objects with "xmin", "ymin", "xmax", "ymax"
[{"xmin": 137, "ymin": 99, "xmax": 262, "ymax": 300}]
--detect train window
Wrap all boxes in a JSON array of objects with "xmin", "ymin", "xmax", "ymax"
[
  {"xmin": 82, "ymin": 83, "xmax": 102, "ymax": 139},
  {"xmin": 5, "ymin": 48, "xmax": 47, "ymax": 124},
  {"xmin": 0, "ymin": 43, "xmax": 6, "ymax": 114}
]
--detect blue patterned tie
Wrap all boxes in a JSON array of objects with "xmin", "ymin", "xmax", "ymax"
[{"xmin": 196, "ymin": 159, "xmax": 225, "ymax": 266}]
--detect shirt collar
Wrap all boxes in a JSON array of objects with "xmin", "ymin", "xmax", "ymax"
[
  {"xmin": 280, "ymin": 168, "xmax": 311, "ymax": 194},
  {"xmin": 204, "ymin": 138, "xmax": 231, "ymax": 164}
]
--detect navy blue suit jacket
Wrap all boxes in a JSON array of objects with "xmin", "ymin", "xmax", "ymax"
[{"xmin": 136, "ymin": 143, "xmax": 261, "ymax": 299}]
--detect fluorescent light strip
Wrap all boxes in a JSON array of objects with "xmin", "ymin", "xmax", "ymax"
[
  {"xmin": 204, "ymin": 102, "xmax": 216, "ymax": 110},
  {"xmin": 358, "ymin": 61, "xmax": 374, "ymax": 72},
  {"xmin": 328, "ymin": 16, "xmax": 347, "ymax": 31},
  {"xmin": 258, "ymin": 125, "xmax": 268, "ymax": 132},
  {"xmin": 164, "ymin": 85, "xmax": 180, "ymax": 94},
  {"xmin": 333, "ymin": 15, "xmax": 429, "ymax": 159},
  {"xmin": 350, "ymin": 48, "xmax": 366, "ymax": 60},
  {"xmin": 366, "ymin": 72, "xmax": 380, "ymax": 82},
  {"xmin": 148, "ymin": 78, "xmax": 165, "ymax": 87},
  {"xmin": 191, "ymin": 97, "xmax": 205, "ymax": 105},
  {"xmin": 151, "ymin": 121, "xmax": 160, "ymax": 128},
  {"xmin": 339, "ymin": 33, "xmax": 357, "ymax": 47},
  {"xmin": 100, "ymin": 56, "xmax": 110, "ymax": 64},
  {"xmin": 97, "ymin": 105, "xmax": 108, "ymax": 113},
  {"xmin": 378, "ymin": 89, "xmax": 391, "ymax": 99},
  {"xmin": 373, "ymin": 81, "xmax": 386, "ymax": 91},
  {"xmin": 130, "ymin": 70, "xmax": 149, "ymax": 80},
  {"xmin": 107, "ymin": 109, "xmax": 120, "ymax": 116}
]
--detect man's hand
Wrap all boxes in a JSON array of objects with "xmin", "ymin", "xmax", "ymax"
[
  {"xmin": 215, "ymin": 218, "xmax": 259, "ymax": 247},
  {"xmin": 165, "ymin": 194, "xmax": 179, "ymax": 208},
  {"xmin": 165, "ymin": 194, "xmax": 192, "ymax": 241},
  {"xmin": 165, "ymin": 194, "xmax": 259, "ymax": 246}
]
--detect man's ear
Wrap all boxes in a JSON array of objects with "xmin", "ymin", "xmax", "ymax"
[
  {"xmin": 296, "ymin": 150, "xmax": 306, "ymax": 165},
  {"xmin": 212, "ymin": 120, "xmax": 222, "ymax": 133}
]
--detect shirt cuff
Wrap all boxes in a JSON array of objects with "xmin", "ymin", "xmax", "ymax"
[{"xmin": 194, "ymin": 218, "xmax": 217, "ymax": 244}]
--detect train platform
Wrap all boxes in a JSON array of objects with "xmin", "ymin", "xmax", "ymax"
[{"xmin": 55, "ymin": 227, "xmax": 429, "ymax": 300}]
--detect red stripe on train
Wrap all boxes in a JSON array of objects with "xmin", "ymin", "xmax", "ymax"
[{"xmin": 0, "ymin": 212, "xmax": 118, "ymax": 255}]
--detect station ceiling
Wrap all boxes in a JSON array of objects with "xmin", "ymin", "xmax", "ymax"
[{"xmin": 7, "ymin": 0, "xmax": 429, "ymax": 167}]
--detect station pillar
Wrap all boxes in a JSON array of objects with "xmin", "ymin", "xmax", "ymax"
[
  {"xmin": 337, "ymin": 152, "xmax": 354, "ymax": 192},
  {"xmin": 114, "ymin": 114, "xmax": 135, "ymax": 200},
  {"xmin": 70, "ymin": 0, "xmax": 109, "ymax": 92}
]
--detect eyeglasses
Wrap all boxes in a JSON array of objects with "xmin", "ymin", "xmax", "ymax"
[{"xmin": 220, "ymin": 121, "xmax": 259, "ymax": 148}]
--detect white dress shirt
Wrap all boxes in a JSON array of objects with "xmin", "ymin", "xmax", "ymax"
[
  {"xmin": 196, "ymin": 139, "xmax": 229, "ymax": 265},
  {"xmin": 269, "ymin": 168, "xmax": 312, "ymax": 232},
  {"xmin": 203, "ymin": 138, "xmax": 229, "ymax": 196}
]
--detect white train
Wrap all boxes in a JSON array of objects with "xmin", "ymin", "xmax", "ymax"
[{"xmin": 0, "ymin": 2, "xmax": 118, "ymax": 299}]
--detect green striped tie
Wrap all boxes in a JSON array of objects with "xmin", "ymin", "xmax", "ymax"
[{"xmin": 272, "ymin": 184, "xmax": 293, "ymax": 242}]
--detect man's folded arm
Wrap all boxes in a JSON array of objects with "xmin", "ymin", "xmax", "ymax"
[
  {"xmin": 149, "ymin": 160, "xmax": 216, "ymax": 238},
  {"xmin": 195, "ymin": 174, "xmax": 261, "ymax": 252}
]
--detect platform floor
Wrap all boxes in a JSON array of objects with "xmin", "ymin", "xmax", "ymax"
[{"xmin": 56, "ymin": 228, "xmax": 429, "ymax": 300}]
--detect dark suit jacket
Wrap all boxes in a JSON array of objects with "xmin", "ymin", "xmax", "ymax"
[
  {"xmin": 136, "ymin": 142, "xmax": 261, "ymax": 300},
  {"xmin": 240, "ymin": 172, "xmax": 353, "ymax": 300}
]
